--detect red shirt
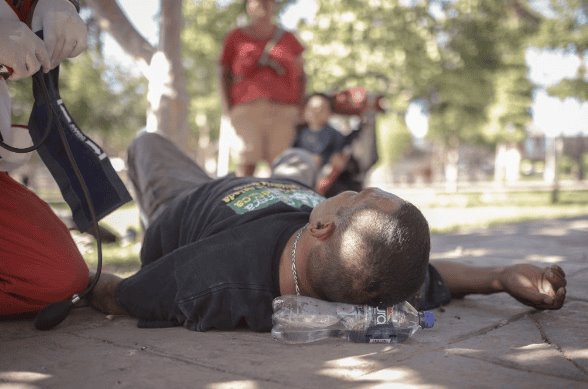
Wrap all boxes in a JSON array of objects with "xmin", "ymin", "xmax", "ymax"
[
  {"xmin": 4, "ymin": 0, "xmax": 35, "ymax": 23},
  {"xmin": 220, "ymin": 27, "xmax": 304, "ymax": 106}
]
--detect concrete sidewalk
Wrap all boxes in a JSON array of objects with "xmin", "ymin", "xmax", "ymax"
[{"xmin": 1, "ymin": 216, "xmax": 587, "ymax": 388}]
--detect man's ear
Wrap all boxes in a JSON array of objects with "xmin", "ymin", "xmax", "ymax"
[{"xmin": 309, "ymin": 221, "xmax": 335, "ymax": 241}]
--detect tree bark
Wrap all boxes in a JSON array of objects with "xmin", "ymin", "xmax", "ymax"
[
  {"xmin": 156, "ymin": 0, "xmax": 189, "ymax": 145},
  {"xmin": 86, "ymin": 0, "xmax": 155, "ymax": 65},
  {"xmin": 86, "ymin": 0, "xmax": 189, "ymax": 148}
]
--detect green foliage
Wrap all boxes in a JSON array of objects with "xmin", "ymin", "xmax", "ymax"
[
  {"xmin": 532, "ymin": 0, "xmax": 588, "ymax": 102},
  {"xmin": 377, "ymin": 113, "xmax": 413, "ymax": 165},
  {"xmin": 60, "ymin": 53, "xmax": 148, "ymax": 153},
  {"xmin": 427, "ymin": 1, "xmax": 537, "ymax": 147},
  {"xmin": 6, "ymin": 78, "xmax": 33, "ymax": 126},
  {"xmin": 547, "ymin": 77, "xmax": 588, "ymax": 100},
  {"xmin": 14, "ymin": 0, "xmax": 579, "ymax": 161},
  {"xmin": 7, "ymin": 50, "xmax": 147, "ymax": 156},
  {"xmin": 301, "ymin": 0, "xmax": 437, "ymax": 99},
  {"xmin": 182, "ymin": 0, "xmax": 243, "ymax": 140},
  {"xmin": 299, "ymin": 0, "xmax": 538, "ymax": 155}
]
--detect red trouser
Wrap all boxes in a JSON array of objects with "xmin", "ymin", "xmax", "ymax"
[{"xmin": 0, "ymin": 172, "xmax": 88, "ymax": 315}]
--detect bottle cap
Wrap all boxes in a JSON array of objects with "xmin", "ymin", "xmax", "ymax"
[{"xmin": 421, "ymin": 311, "xmax": 436, "ymax": 328}]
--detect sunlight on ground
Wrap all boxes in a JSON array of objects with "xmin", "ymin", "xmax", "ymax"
[
  {"xmin": 446, "ymin": 348, "xmax": 482, "ymax": 357},
  {"xmin": 317, "ymin": 351, "xmax": 426, "ymax": 386},
  {"xmin": 430, "ymin": 247, "xmax": 490, "ymax": 260},
  {"xmin": 509, "ymin": 344, "xmax": 588, "ymax": 364},
  {"xmin": 0, "ymin": 371, "xmax": 50, "ymax": 387},
  {"xmin": 525, "ymin": 255, "xmax": 566, "ymax": 264},
  {"xmin": 319, "ymin": 360, "xmax": 418, "ymax": 385},
  {"xmin": 567, "ymin": 348, "xmax": 588, "ymax": 360},
  {"xmin": 206, "ymin": 380, "xmax": 258, "ymax": 389},
  {"xmin": 320, "ymin": 354, "xmax": 384, "ymax": 380},
  {"xmin": 506, "ymin": 343, "xmax": 560, "ymax": 363},
  {"xmin": 359, "ymin": 369, "xmax": 431, "ymax": 388}
]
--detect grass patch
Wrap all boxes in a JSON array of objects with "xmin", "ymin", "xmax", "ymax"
[
  {"xmin": 426, "ymin": 189, "xmax": 588, "ymax": 208},
  {"xmin": 425, "ymin": 205, "xmax": 588, "ymax": 233},
  {"xmin": 81, "ymin": 242, "xmax": 140, "ymax": 277},
  {"xmin": 418, "ymin": 189, "xmax": 588, "ymax": 233}
]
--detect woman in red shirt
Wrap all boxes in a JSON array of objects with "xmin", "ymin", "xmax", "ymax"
[{"xmin": 219, "ymin": 0, "xmax": 306, "ymax": 176}]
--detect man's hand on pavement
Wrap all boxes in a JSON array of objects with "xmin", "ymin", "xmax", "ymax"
[{"xmin": 499, "ymin": 264, "xmax": 567, "ymax": 310}]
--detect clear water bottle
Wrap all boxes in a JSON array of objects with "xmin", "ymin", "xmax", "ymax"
[{"xmin": 271, "ymin": 295, "xmax": 435, "ymax": 344}]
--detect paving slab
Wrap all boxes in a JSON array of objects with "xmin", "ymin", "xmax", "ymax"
[{"xmin": 1, "ymin": 216, "xmax": 587, "ymax": 388}]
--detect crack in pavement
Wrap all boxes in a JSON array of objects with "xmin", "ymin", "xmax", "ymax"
[{"xmin": 531, "ymin": 314, "xmax": 588, "ymax": 378}]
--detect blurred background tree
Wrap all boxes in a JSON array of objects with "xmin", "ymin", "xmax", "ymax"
[
  {"xmin": 533, "ymin": 0, "xmax": 588, "ymax": 101},
  {"xmin": 6, "ymin": 0, "xmax": 586, "ymax": 182}
]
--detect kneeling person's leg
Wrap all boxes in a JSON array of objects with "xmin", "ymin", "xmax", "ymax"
[{"xmin": 0, "ymin": 173, "xmax": 89, "ymax": 316}]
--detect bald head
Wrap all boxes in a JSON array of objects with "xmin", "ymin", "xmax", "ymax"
[{"xmin": 307, "ymin": 199, "xmax": 430, "ymax": 306}]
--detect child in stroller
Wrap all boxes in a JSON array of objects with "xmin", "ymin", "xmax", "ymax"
[{"xmin": 292, "ymin": 87, "xmax": 385, "ymax": 197}]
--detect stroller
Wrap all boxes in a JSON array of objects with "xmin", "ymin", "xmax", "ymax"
[{"xmin": 317, "ymin": 87, "xmax": 386, "ymax": 197}]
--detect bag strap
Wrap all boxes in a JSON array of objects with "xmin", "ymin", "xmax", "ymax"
[{"xmin": 257, "ymin": 27, "xmax": 286, "ymax": 75}]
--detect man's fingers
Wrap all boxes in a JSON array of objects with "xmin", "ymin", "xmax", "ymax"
[
  {"xmin": 553, "ymin": 287, "xmax": 566, "ymax": 308},
  {"xmin": 545, "ymin": 266, "xmax": 567, "ymax": 289},
  {"xmin": 550, "ymin": 265, "xmax": 566, "ymax": 281},
  {"xmin": 537, "ymin": 287, "xmax": 565, "ymax": 309}
]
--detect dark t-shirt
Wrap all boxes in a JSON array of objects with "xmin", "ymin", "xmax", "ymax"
[
  {"xmin": 117, "ymin": 176, "xmax": 451, "ymax": 332},
  {"xmin": 117, "ymin": 176, "xmax": 324, "ymax": 332},
  {"xmin": 293, "ymin": 124, "xmax": 346, "ymax": 165}
]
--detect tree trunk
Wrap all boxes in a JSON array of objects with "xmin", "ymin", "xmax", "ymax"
[
  {"xmin": 444, "ymin": 143, "xmax": 459, "ymax": 192},
  {"xmin": 494, "ymin": 142, "xmax": 521, "ymax": 184},
  {"xmin": 155, "ymin": 0, "xmax": 189, "ymax": 146},
  {"xmin": 86, "ymin": 0, "xmax": 155, "ymax": 66},
  {"xmin": 86, "ymin": 0, "xmax": 189, "ymax": 148}
]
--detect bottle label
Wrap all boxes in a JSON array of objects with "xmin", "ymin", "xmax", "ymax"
[{"xmin": 374, "ymin": 306, "xmax": 393, "ymax": 325}]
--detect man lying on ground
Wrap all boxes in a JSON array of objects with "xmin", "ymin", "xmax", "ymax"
[{"xmin": 89, "ymin": 131, "xmax": 566, "ymax": 331}]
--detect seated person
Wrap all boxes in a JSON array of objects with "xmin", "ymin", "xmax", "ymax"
[
  {"xmin": 292, "ymin": 93, "xmax": 350, "ymax": 195},
  {"xmin": 89, "ymin": 131, "xmax": 567, "ymax": 332}
]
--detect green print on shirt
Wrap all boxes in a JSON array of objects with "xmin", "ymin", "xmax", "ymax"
[{"xmin": 224, "ymin": 182, "xmax": 324, "ymax": 215}]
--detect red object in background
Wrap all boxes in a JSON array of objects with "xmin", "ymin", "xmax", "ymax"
[
  {"xmin": 0, "ymin": 65, "xmax": 14, "ymax": 80},
  {"xmin": 330, "ymin": 86, "xmax": 387, "ymax": 116}
]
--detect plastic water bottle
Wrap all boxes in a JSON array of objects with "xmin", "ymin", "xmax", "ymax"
[{"xmin": 271, "ymin": 295, "xmax": 435, "ymax": 344}]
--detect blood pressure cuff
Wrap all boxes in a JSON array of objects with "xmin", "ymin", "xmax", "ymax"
[
  {"xmin": 407, "ymin": 264, "xmax": 452, "ymax": 311},
  {"xmin": 27, "ymin": 33, "xmax": 131, "ymax": 232}
]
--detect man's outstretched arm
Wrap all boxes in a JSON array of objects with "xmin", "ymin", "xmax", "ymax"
[{"xmin": 432, "ymin": 261, "xmax": 567, "ymax": 310}]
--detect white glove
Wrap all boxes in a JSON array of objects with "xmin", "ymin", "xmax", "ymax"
[
  {"xmin": 32, "ymin": 0, "xmax": 87, "ymax": 70},
  {"xmin": 0, "ymin": 19, "xmax": 51, "ymax": 80}
]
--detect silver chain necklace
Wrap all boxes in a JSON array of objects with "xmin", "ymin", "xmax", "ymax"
[{"xmin": 291, "ymin": 224, "xmax": 307, "ymax": 296}]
